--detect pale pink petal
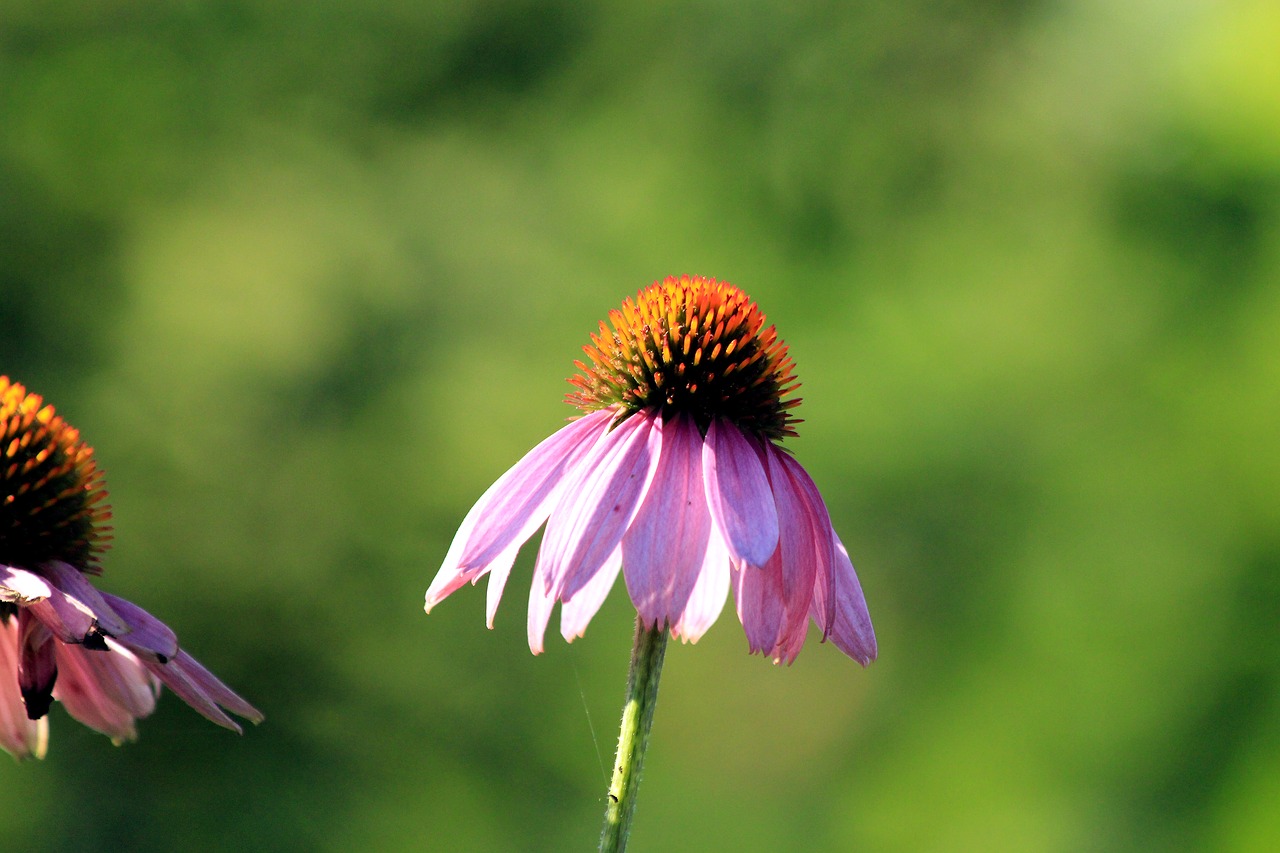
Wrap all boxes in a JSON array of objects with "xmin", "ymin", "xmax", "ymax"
[
  {"xmin": 622, "ymin": 414, "xmax": 711, "ymax": 629},
  {"xmin": 100, "ymin": 593, "xmax": 180, "ymax": 662},
  {"xmin": 819, "ymin": 534, "xmax": 877, "ymax": 666},
  {"xmin": 560, "ymin": 544, "xmax": 623, "ymax": 641},
  {"xmin": 0, "ymin": 619, "xmax": 47, "ymax": 760},
  {"xmin": 670, "ymin": 525, "xmax": 730, "ymax": 642},
  {"xmin": 703, "ymin": 420, "xmax": 779, "ymax": 569},
  {"xmin": 484, "ymin": 540, "xmax": 523, "ymax": 629},
  {"xmin": 526, "ymin": 559, "xmax": 557, "ymax": 655},
  {"xmin": 426, "ymin": 411, "xmax": 613, "ymax": 611},
  {"xmin": 539, "ymin": 413, "xmax": 659, "ymax": 602}
]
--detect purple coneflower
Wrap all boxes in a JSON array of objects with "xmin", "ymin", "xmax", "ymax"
[
  {"xmin": 426, "ymin": 275, "xmax": 875, "ymax": 665},
  {"xmin": 0, "ymin": 376, "xmax": 261, "ymax": 760},
  {"xmin": 426, "ymin": 276, "xmax": 877, "ymax": 851}
]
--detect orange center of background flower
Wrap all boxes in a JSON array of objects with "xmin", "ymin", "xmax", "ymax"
[
  {"xmin": 567, "ymin": 276, "xmax": 801, "ymax": 441},
  {"xmin": 0, "ymin": 377, "xmax": 112, "ymax": 574}
]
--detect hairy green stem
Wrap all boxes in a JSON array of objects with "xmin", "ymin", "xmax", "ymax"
[{"xmin": 599, "ymin": 618, "xmax": 668, "ymax": 853}]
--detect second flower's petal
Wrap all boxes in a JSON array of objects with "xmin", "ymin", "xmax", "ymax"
[
  {"xmin": 670, "ymin": 526, "xmax": 730, "ymax": 643},
  {"xmin": 540, "ymin": 413, "xmax": 659, "ymax": 602},
  {"xmin": 99, "ymin": 593, "xmax": 180, "ymax": 663},
  {"xmin": 40, "ymin": 561, "xmax": 129, "ymax": 638},
  {"xmin": 0, "ymin": 619, "xmax": 48, "ymax": 760},
  {"xmin": 143, "ymin": 652, "xmax": 244, "ymax": 733},
  {"xmin": 51, "ymin": 641, "xmax": 152, "ymax": 742},
  {"xmin": 0, "ymin": 564, "xmax": 52, "ymax": 604},
  {"xmin": 703, "ymin": 420, "xmax": 779, "ymax": 570},
  {"xmin": 560, "ymin": 544, "xmax": 623, "ymax": 641},
  {"xmin": 17, "ymin": 611, "xmax": 57, "ymax": 719},
  {"xmin": 622, "ymin": 414, "xmax": 711, "ymax": 629}
]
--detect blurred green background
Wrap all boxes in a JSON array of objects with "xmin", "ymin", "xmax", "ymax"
[{"xmin": 2, "ymin": 1, "xmax": 1278, "ymax": 851}]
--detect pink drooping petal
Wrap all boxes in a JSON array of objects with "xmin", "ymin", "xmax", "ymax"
[
  {"xmin": 670, "ymin": 525, "xmax": 730, "ymax": 643},
  {"xmin": 622, "ymin": 414, "xmax": 712, "ymax": 629},
  {"xmin": 817, "ymin": 534, "xmax": 877, "ymax": 666},
  {"xmin": 484, "ymin": 539, "xmax": 524, "ymax": 629},
  {"xmin": 526, "ymin": 558, "xmax": 557, "ymax": 655},
  {"xmin": 100, "ymin": 593, "xmax": 180, "ymax": 662},
  {"xmin": 461, "ymin": 411, "xmax": 615, "ymax": 571},
  {"xmin": 0, "ymin": 618, "xmax": 47, "ymax": 760},
  {"xmin": 51, "ymin": 641, "xmax": 155, "ymax": 742},
  {"xmin": 731, "ymin": 447, "xmax": 819, "ymax": 664},
  {"xmin": 560, "ymin": 544, "xmax": 623, "ymax": 642},
  {"xmin": 17, "ymin": 611, "xmax": 57, "ymax": 718},
  {"xmin": 0, "ymin": 564, "xmax": 53, "ymax": 604},
  {"xmin": 774, "ymin": 451, "xmax": 838, "ymax": 637},
  {"xmin": 539, "ymin": 413, "xmax": 659, "ymax": 603},
  {"xmin": 426, "ymin": 411, "xmax": 614, "ymax": 611},
  {"xmin": 734, "ymin": 554, "xmax": 786, "ymax": 658},
  {"xmin": 703, "ymin": 419, "xmax": 779, "ymax": 570},
  {"xmin": 766, "ymin": 446, "xmax": 820, "ymax": 619},
  {"xmin": 40, "ymin": 561, "xmax": 129, "ymax": 637}
]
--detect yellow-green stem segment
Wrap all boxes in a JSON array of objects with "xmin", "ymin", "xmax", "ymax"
[{"xmin": 599, "ymin": 618, "xmax": 668, "ymax": 853}]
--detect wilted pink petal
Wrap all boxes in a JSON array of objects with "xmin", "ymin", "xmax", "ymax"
[
  {"xmin": 17, "ymin": 611, "xmax": 57, "ymax": 719},
  {"xmin": 143, "ymin": 655, "xmax": 239, "ymax": 733},
  {"xmin": 0, "ymin": 619, "xmax": 47, "ymax": 760},
  {"xmin": 52, "ymin": 640, "xmax": 155, "ymax": 742},
  {"xmin": 41, "ymin": 561, "xmax": 129, "ymax": 637},
  {"xmin": 703, "ymin": 419, "xmax": 779, "ymax": 570},
  {"xmin": 157, "ymin": 650, "xmax": 263, "ymax": 724}
]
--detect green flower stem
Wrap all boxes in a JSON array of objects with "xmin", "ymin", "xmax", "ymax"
[{"xmin": 599, "ymin": 617, "xmax": 669, "ymax": 853}]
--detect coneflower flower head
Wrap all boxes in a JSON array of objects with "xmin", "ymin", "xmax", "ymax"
[
  {"xmin": 566, "ymin": 277, "xmax": 801, "ymax": 441},
  {"xmin": 0, "ymin": 377, "xmax": 261, "ymax": 760},
  {"xmin": 426, "ymin": 276, "xmax": 876, "ymax": 666}
]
